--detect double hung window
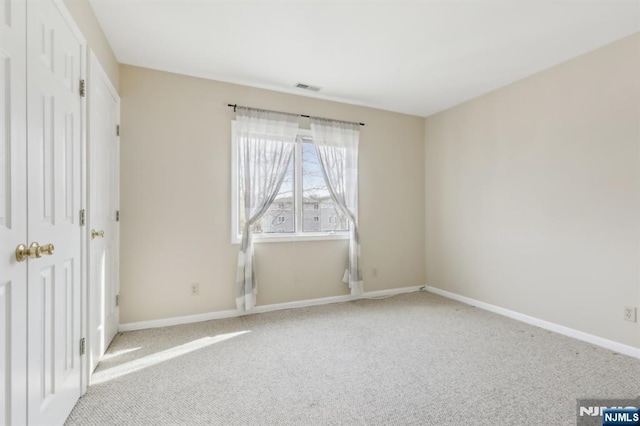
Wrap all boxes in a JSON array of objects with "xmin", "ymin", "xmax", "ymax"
[{"xmin": 232, "ymin": 125, "xmax": 349, "ymax": 243}]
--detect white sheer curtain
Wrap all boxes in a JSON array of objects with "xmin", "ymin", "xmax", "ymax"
[
  {"xmin": 236, "ymin": 108, "xmax": 299, "ymax": 311},
  {"xmin": 310, "ymin": 118, "xmax": 363, "ymax": 296}
]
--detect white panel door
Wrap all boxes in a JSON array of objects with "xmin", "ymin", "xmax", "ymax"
[
  {"xmin": 88, "ymin": 51, "xmax": 120, "ymax": 374},
  {"xmin": 26, "ymin": 0, "xmax": 84, "ymax": 423},
  {"xmin": 0, "ymin": 0, "xmax": 28, "ymax": 424}
]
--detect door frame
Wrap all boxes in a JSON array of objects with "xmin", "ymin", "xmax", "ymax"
[{"xmin": 86, "ymin": 49, "xmax": 120, "ymax": 380}]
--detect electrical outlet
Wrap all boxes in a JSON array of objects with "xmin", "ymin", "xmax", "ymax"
[
  {"xmin": 371, "ymin": 268, "xmax": 378, "ymax": 278},
  {"xmin": 191, "ymin": 283, "xmax": 199, "ymax": 296},
  {"xmin": 623, "ymin": 306, "xmax": 637, "ymax": 323}
]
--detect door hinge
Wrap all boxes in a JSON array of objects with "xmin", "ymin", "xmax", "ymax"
[
  {"xmin": 116, "ymin": 124, "xmax": 120, "ymax": 136},
  {"xmin": 115, "ymin": 295, "xmax": 120, "ymax": 307},
  {"xmin": 79, "ymin": 209, "xmax": 86, "ymax": 226},
  {"xmin": 115, "ymin": 210, "xmax": 120, "ymax": 222},
  {"xmin": 80, "ymin": 337, "xmax": 86, "ymax": 356},
  {"xmin": 79, "ymin": 79, "xmax": 86, "ymax": 97}
]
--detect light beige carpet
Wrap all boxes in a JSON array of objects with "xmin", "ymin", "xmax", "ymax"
[{"xmin": 66, "ymin": 291, "xmax": 640, "ymax": 425}]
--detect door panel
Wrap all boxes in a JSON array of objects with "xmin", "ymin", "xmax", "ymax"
[
  {"xmin": 88, "ymin": 52, "xmax": 120, "ymax": 373},
  {"xmin": 64, "ymin": 113, "xmax": 75, "ymax": 223},
  {"xmin": 0, "ymin": 0, "xmax": 27, "ymax": 424},
  {"xmin": 27, "ymin": 0, "xmax": 83, "ymax": 423}
]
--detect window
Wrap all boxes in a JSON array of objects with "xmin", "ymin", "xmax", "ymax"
[{"xmin": 232, "ymin": 125, "xmax": 350, "ymax": 243}]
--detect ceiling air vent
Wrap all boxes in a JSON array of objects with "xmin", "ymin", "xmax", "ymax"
[{"xmin": 295, "ymin": 82, "xmax": 321, "ymax": 92}]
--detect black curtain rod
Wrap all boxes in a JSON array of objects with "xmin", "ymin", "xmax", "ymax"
[{"xmin": 227, "ymin": 104, "xmax": 365, "ymax": 127}]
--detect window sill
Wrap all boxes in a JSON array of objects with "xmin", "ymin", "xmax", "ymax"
[{"xmin": 231, "ymin": 232, "xmax": 349, "ymax": 245}]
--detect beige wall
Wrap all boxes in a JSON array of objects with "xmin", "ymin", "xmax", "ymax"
[
  {"xmin": 425, "ymin": 34, "xmax": 640, "ymax": 348},
  {"xmin": 63, "ymin": 0, "xmax": 119, "ymax": 90},
  {"xmin": 119, "ymin": 65, "xmax": 425, "ymax": 324}
]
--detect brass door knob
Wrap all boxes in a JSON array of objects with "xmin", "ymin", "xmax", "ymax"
[
  {"xmin": 40, "ymin": 243, "xmax": 55, "ymax": 256},
  {"xmin": 91, "ymin": 230, "xmax": 105, "ymax": 239},
  {"xmin": 15, "ymin": 242, "xmax": 41, "ymax": 262}
]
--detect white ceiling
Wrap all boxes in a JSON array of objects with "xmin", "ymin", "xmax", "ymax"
[{"xmin": 90, "ymin": 0, "xmax": 640, "ymax": 117}]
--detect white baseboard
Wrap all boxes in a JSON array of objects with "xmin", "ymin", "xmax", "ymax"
[
  {"xmin": 359, "ymin": 285, "xmax": 425, "ymax": 299},
  {"xmin": 119, "ymin": 285, "xmax": 424, "ymax": 332},
  {"xmin": 118, "ymin": 309, "xmax": 240, "ymax": 332},
  {"xmin": 426, "ymin": 285, "xmax": 640, "ymax": 359}
]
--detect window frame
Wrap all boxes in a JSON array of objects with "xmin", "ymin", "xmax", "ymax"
[{"xmin": 231, "ymin": 123, "xmax": 350, "ymax": 244}]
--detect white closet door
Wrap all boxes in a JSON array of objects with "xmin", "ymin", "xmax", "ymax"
[
  {"xmin": 26, "ymin": 0, "xmax": 84, "ymax": 423},
  {"xmin": 0, "ymin": 0, "xmax": 28, "ymax": 424},
  {"xmin": 88, "ymin": 51, "xmax": 120, "ymax": 374}
]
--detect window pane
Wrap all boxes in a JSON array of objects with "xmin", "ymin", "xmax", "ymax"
[
  {"xmin": 302, "ymin": 143, "xmax": 348, "ymax": 232},
  {"xmin": 257, "ymin": 154, "xmax": 295, "ymax": 234}
]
